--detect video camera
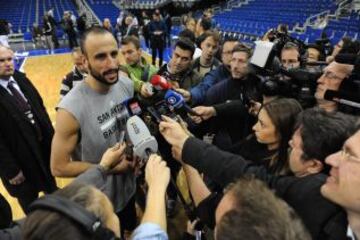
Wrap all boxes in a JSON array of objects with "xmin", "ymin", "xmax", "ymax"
[{"xmin": 251, "ymin": 38, "xmax": 321, "ymax": 108}]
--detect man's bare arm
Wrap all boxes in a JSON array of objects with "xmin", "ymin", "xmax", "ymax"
[{"xmin": 50, "ymin": 109, "xmax": 94, "ymax": 177}]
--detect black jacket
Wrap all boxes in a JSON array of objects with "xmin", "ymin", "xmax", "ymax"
[
  {"xmin": 0, "ymin": 71, "xmax": 56, "ymax": 196},
  {"xmin": 182, "ymin": 137, "xmax": 348, "ymax": 240},
  {"xmin": 205, "ymin": 73, "xmax": 262, "ymax": 106},
  {"xmin": 0, "ymin": 193, "xmax": 12, "ymax": 229},
  {"xmin": 201, "ymin": 75, "xmax": 261, "ymax": 148}
]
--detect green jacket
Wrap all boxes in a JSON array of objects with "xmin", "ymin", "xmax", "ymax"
[{"xmin": 125, "ymin": 57, "xmax": 158, "ymax": 92}]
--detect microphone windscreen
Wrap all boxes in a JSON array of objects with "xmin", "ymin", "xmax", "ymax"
[
  {"xmin": 126, "ymin": 116, "xmax": 151, "ymax": 146},
  {"xmin": 126, "ymin": 116, "xmax": 158, "ymax": 159},
  {"xmin": 150, "ymin": 75, "xmax": 171, "ymax": 90},
  {"xmin": 335, "ymin": 53, "xmax": 358, "ymax": 65},
  {"xmin": 164, "ymin": 90, "xmax": 184, "ymax": 108}
]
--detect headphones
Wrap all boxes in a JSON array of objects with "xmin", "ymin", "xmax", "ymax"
[{"xmin": 29, "ymin": 195, "xmax": 119, "ymax": 240}]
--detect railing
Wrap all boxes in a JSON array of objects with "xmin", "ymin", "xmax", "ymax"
[
  {"xmin": 334, "ymin": 0, "xmax": 353, "ymax": 17},
  {"xmin": 119, "ymin": 0, "xmax": 171, "ymax": 9},
  {"xmin": 292, "ymin": 0, "xmax": 353, "ymax": 34},
  {"xmin": 35, "ymin": 0, "xmax": 39, "ymax": 25},
  {"xmin": 42, "ymin": 0, "xmax": 45, "ymax": 16},
  {"xmin": 304, "ymin": 10, "xmax": 330, "ymax": 28},
  {"xmin": 18, "ymin": 1, "xmax": 27, "ymax": 32},
  {"xmin": 224, "ymin": 0, "xmax": 253, "ymax": 11},
  {"xmin": 27, "ymin": 0, "xmax": 35, "ymax": 32},
  {"xmin": 74, "ymin": 0, "xmax": 101, "ymax": 25},
  {"xmin": 53, "ymin": 0, "xmax": 61, "ymax": 20}
]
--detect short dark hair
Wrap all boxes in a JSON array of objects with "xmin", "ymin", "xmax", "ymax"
[
  {"xmin": 232, "ymin": 44, "xmax": 252, "ymax": 58},
  {"xmin": 121, "ymin": 35, "xmax": 141, "ymax": 49},
  {"xmin": 200, "ymin": 18, "xmax": 212, "ymax": 31},
  {"xmin": 80, "ymin": 26, "xmax": 115, "ymax": 56},
  {"xmin": 216, "ymin": 177, "xmax": 311, "ymax": 240},
  {"xmin": 282, "ymin": 42, "xmax": 300, "ymax": 56},
  {"xmin": 178, "ymin": 29, "xmax": 196, "ymax": 43},
  {"xmin": 174, "ymin": 38, "xmax": 195, "ymax": 57},
  {"xmin": 296, "ymin": 108, "xmax": 358, "ymax": 173},
  {"xmin": 198, "ymin": 30, "xmax": 220, "ymax": 45}
]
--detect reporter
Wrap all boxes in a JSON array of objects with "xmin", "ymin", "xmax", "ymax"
[
  {"xmin": 132, "ymin": 154, "xmax": 170, "ymax": 240},
  {"xmin": 193, "ymin": 98, "xmax": 302, "ymax": 174},
  {"xmin": 160, "ymin": 108, "xmax": 359, "ymax": 239},
  {"xmin": 321, "ymin": 128, "xmax": 360, "ymax": 239},
  {"xmin": 23, "ymin": 182, "xmax": 121, "ymax": 240}
]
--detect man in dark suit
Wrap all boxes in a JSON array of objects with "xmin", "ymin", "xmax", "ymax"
[{"xmin": 0, "ymin": 44, "xmax": 57, "ymax": 213}]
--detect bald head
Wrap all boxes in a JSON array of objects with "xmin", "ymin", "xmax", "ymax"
[
  {"xmin": 80, "ymin": 26, "xmax": 117, "ymax": 57},
  {"xmin": 0, "ymin": 45, "xmax": 15, "ymax": 79}
]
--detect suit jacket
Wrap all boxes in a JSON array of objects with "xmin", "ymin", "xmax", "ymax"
[{"xmin": 0, "ymin": 71, "xmax": 56, "ymax": 196}]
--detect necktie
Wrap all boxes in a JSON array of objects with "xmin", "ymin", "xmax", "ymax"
[
  {"xmin": 7, "ymin": 81, "xmax": 30, "ymax": 112},
  {"xmin": 7, "ymin": 81, "xmax": 43, "ymax": 140}
]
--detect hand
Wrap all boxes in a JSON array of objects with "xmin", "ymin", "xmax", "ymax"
[
  {"xmin": 248, "ymin": 100, "xmax": 262, "ymax": 116},
  {"xmin": 108, "ymin": 155, "xmax": 136, "ymax": 174},
  {"xmin": 9, "ymin": 171, "xmax": 25, "ymax": 185},
  {"xmin": 175, "ymin": 88, "xmax": 191, "ymax": 102},
  {"xmin": 159, "ymin": 116, "xmax": 190, "ymax": 161},
  {"xmin": 145, "ymin": 154, "xmax": 170, "ymax": 192},
  {"xmin": 100, "ymin": 143, "xmax": 127, "ymax": 171},
  {"xmin": 140, "ymin": 83, "xmax": 153, "ymax": 98},
  {"xmin": 326, "ymin": 55, "xmax": 334, "ymax": 64},
  {"xmin": 190, "ymin": 106, "xmax": 216, "ymax": 124},
  {"xmin": 186, "ymin": 219, "xmax": 200, "ymax": 236}
]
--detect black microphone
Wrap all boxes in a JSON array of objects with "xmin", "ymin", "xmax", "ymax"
[
  {"xmin": 280, "ymin": 68, "xmax": 322, "ymax": 84},
  {"xmin": 305, "ymin": 61, "xmax": 328, "ymax": 66},
  {"xmin": 335, "ymin": 53, "xmax": 358, "ymax": 65},
  {"xmin": 324, "ymin": 90, "xmax": 360, "ymax": 109}
]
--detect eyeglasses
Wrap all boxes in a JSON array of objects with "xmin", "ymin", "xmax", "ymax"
[{"xmin": 340, "ymin": 148, "xmax": 360, "ymax": 163}]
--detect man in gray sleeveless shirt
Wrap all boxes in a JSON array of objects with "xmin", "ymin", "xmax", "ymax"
[{"xmin": 51, "ymin": 27, "xmax": 137, "ymax": 235}]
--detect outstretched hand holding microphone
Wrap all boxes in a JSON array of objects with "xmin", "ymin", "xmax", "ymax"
[{"xmin": 159, "ymin": 115, "xmax": 192, "ymax": 162}]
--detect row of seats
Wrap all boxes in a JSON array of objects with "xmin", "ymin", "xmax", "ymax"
[
  {"xmin": 215, "ymin": 0, "xmax": 359, "ymax": 46},
  {"xmin": 0, "ymin": 0, "xmax": 77, "ymax": 33},
  {"xmin": 87, "ymin": 0, "xmax": 120, "ymax": 25}
]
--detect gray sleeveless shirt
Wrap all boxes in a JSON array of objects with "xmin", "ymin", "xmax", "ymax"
[{"xmin": 58, "ymin": 76, "xmax": 135, "ymax": 212}]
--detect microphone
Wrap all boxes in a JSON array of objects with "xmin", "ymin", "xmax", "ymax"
[
  {"xmin": 164, "ymin": 90, "xmax": 200, "ymax": 116},
  {"xmin": 124, "ymin": 98, "xmax": 143, "ymax": 116},
  {"xmin": 126, "ymin": 115, "xmax": 204, "ymax": 226},
  {"xmin": 305, "ymin": 61, "xmax": 328, "ymax": 66},
  {"xmin": 324, "ymin": 90, "xmax": 360, "ymax": 109},
  {"xmin": 150, "ymin": 75, "xmax": 172, "ymax": 91},
  {"xmin": 114, "ymin": 101, "xmax": 132, "ymax": 143},
  {"xmin": 126, "ymin": 115, "xmax": 158, "ymax": 160}
]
